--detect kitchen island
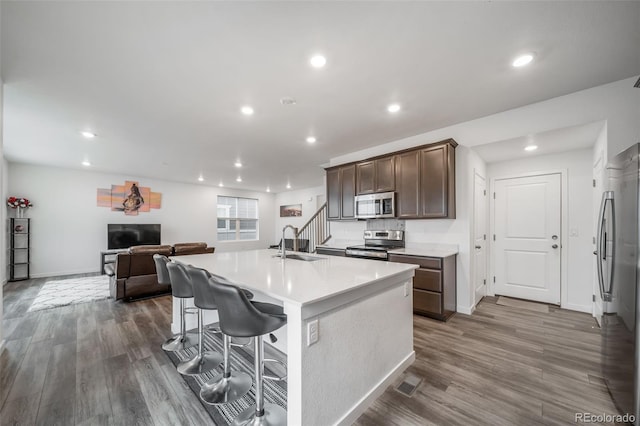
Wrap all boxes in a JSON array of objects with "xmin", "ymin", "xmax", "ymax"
[{"xmin": 173, "ymin": 249, "xmax": 417, "ymax": 426}]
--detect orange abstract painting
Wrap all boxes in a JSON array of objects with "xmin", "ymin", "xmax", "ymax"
[{"xmin": 96, "ymin": 180, "xmax": 162, "ymax": 215}]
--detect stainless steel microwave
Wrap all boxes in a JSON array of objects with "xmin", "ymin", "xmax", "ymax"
[{"xmin": 354, "ymin": 192, "xmax": 395, "ymax": 219}]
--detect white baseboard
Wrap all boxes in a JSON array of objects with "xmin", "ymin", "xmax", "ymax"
[
  {"xmin": 30, "ymin": 269, "xmax": 101, "ymax": 279},
  {"xmin": 336, "ymin": 351, "xmax": 416, "ymax": 426},
  {"xmin": 457, "ymin": 304, "xmax": 475, "ymax": 315},
  {"xmin": 561, "ymin": 302, "xmax": 591, "ymax": 314}
]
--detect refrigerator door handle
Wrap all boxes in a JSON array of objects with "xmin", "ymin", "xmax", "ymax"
[{"xmin": 596, "ymin": 191, "xmax": 615, "ymax": 302}]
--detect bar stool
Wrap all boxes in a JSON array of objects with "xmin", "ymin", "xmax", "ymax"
[
  {"xmin": 186, "ymin": 268, "xmax": 253, "ymax": 405},
  {"xmin": 208, "ymin": 275, "xmax": 288, "ymax": 426},
  {"xmin": 175, "ymin": 263, "xmax": 223, "ymax": 376},
  {"xmin": 155, "ymin": 255, "xmax": 196, "ymax": 352}
]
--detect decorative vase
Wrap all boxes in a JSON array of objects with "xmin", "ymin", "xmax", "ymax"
[{"xmin": 16, "ymin": 207, "xmax": 23, "ymax": 219}]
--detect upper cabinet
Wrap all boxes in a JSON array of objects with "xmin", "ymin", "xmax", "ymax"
[
  {"xmin": 327, "ymin": 164, "xmax": 356, "ymax": 221},
  {"xmin": 356, "ymin": 157, "xmax": 395, "ymax": 195},
  {"xmin": 327, "ymin": 139, "xmax": 456, "ymax": 221}
]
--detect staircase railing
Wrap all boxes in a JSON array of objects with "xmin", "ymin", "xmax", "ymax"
[{"xmin": 295, "ymin": 202, "xmax": 331, "ymax": 253}]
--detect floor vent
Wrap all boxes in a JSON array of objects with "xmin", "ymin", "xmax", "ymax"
[{"xmin": 395, "ymin": 374, "xmax": 422, "ymax": 397}]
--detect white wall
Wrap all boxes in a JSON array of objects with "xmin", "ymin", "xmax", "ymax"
[
  {"xmin": 273, "ymin": 185, "xmax": 325, "ymax": 244},
  {"xmin": 330, "ymin": 77, "xmax": 640, "ymax": 167},
  {"xmin": 8, "ymin": 163, "xmax": 276, "ymax": 277},
  {"xmin": 487, "ymin": 148, "xmax": 594, "ymax": 312}
]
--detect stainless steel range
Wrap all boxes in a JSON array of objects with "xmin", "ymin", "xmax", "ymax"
[{"xmin": 345, "ymin": 230, "xmax": 404, "ymax": 260}]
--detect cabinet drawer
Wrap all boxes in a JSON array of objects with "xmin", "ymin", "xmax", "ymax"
[
  {"xmin": 413, "ymin": 289, "xmax": 442, "ymax": 315},
  {"xmin": 388, "ymin": 254, "xmax": 441, "ymax": 269},
  {"xmin": 414, "ymin": 268, "xmax": 442, "ymax": 292}
]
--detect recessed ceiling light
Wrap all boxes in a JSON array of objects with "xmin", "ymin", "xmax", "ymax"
[
  {"xmin": 306, "ymin": 136, "xmax": 316, "ymax": 144},
  {"xmin": 286, "ymin": 183, "xmax": 291, "ymax": 189},
  {"xmin": 266, "ymin": 187, "xmax": 270, "ymax": 193},
  {"xmin": 219, "ymin": 182, "xmax": 224, "ymax": 187},
  {"xmin": 81, "ymin": 160, "xmax": 91, "ymax": 166},
  {"xmin": 236, "ymin": 177, "xmax": 242, "ymax": 182},
  {"xmin": 512, "ymin": 53, "xmax": 534, "ymax": 68},
  {"xmin": 387, "ymin": 103, "xmax": 401, "ymax": 113},
  {"xmin": 234, "ymin": 161, "xmax": 242, "ymax": 168},
  {"xmin": 310, "ymin": 55, "xmax": 327, "ymax": 68},
  {"xmin": 81, "ymin": 131, "xmax": 96, "ymax": 139},
  {"xmin": 524, "ymin": 145, "xmax": 538, "ymax": 151},
  {"xmin": 241, "ymin": 106, "xmax": 254, "ymax": 115},
  {"xmin": 198, "ymin": 176, "xmax": 204, "ymax": 182}
]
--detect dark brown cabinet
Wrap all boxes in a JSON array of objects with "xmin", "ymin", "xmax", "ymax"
[
  {"xmin": 388, "ymin": 253, "xmax": 456, "ymax": 321},
  {"xmin": 356, "ymin": 157, "xmax": 395, "ymax": 195},
  {"xmin": 326, "ymin": 164, "xmax": 356, "ymax": 221},
  {"xmin": 395, "ymin": 150, "xmax": 421, "ymax": 218},
  {"xmin": 326, "ymin": 138, "xmax": 456, "ymax": 221}
]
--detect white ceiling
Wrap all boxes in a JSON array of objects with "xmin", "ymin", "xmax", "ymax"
[
  {"xmin": 2, "ymin": 1, "xmax": 639, "ymax": 192},
  {"xmin": 473, "ymin": 120, "xmax": 605, "ymax": 164}
]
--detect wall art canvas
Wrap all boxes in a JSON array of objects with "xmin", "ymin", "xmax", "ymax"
[
  {"xmin": 280, "ymin": 204, "xmax": 302, "ymax": 217},
  {"xmin": 97, "ymin": 180, "xmax": 162, "ymax": 215}
]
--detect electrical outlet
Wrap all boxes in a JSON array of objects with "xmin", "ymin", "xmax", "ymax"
[
  {"xmin": 404, "ymin": 282, "xmax": 409, "ymax": 297},
  {"xmin": 307, "ymin": 319, "xmax": 319, "ymax": 346}
]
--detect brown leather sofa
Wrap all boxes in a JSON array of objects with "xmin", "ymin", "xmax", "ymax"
[{"xmin": 107, "ymin": 242, "xmax": 215, "ymax": 301}]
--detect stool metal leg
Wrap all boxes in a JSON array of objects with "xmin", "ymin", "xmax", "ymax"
[
  {"xmin": 200, "ymin": 334, "xmax": 252, "ymax": 404},
  {"xmin": 162, "ymin": 298, "xmax": 197, "ymax": 351},
  {"xmin": 233, "ymin": 335, "xmax": 287, "ymax": 426},
  {"xmin": 177, "ymin": 308, "xmax": 223, "ymax": 376}
]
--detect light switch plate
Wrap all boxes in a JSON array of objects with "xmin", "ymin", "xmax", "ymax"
[{"xmin": 307, "ymin": 319, "xmax": 319, "ymax": 346}]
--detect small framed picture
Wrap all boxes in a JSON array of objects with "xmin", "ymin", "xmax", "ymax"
[{"xmin": 280, "ymin": 204, "xmax": 302, "ymax": 217}]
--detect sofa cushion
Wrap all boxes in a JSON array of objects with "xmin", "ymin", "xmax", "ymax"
[
  {"xmin": 173, "ymin": 242, "xmax": 215, "ymax": 255},
  {"xmin": 129, "ymin": 245, "xmax": 172, "ymax": 255}
]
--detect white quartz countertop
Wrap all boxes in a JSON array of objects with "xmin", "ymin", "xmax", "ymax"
[
  {"xmin": 389, "ymin": 243, "xmax": 459, "ymax": 258},
  {"xmin": 174, "ymin": 249, "xmax": 417, "ymax": 307}
]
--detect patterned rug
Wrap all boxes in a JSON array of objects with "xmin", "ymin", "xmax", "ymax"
[
  {"xmin": 164, "ymin": 331, "xmax": 287, "ymax": 425},
  {"xmin": 28, "ymin": 275, "xmax": 111, "ymax": 312}
]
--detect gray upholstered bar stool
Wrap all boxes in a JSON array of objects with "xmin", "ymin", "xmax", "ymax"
[
  {"xmin": 154, "ymin": 254, "xmax": 197, "ymax": 352},
  {"xmin": 187, "ymin": 268, "xmax": 253, "ymax": 405},
  {"xmin": 209, "ymin": 275, "xmax": 288, "ymax": 426},
  {"xmin": 173, "ymin": 262, "xmax": 223, "ymax": 376}
]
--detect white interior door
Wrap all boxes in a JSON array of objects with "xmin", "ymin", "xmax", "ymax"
[
  {"xmin": 473, "ymin": 172, "xmax": 487, "ymax": 306},
  {"xmin": 494, "ymin": 173, "xmax": 562, "ymax": 304}
]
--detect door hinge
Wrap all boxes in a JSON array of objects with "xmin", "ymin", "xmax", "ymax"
[
  {"xmin": 593, "ymin": 179, "xmax": 596, "ymax": 188},
  {"xmin": 592, "ymin": 294, "xmax": 596, "ymax": 302},
  {"xmin": 483, "ymin": 189, "xmax": 486, "ymax": 196},
  {"xmin": 493, "ymin": 192, "xmax": 496, "ymax": 199},
  {"xmin": 483, "ymin": 279, "xmax": 486, "ymax": 285},
  {"xmin": 592, "ymin": 236, "xmax": 596, "ymax": 244},
  {"xmin": 493, "ymin": 234, "xmax": 496, "ymax": 241},
  {"xmin": 493, "ymin": 276, "xmax": 496, "ymax": 283},
  {"xmin": 483, "ymin": 234, "xmax": 486, "ymax": 240}
]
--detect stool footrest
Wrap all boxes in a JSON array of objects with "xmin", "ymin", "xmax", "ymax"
[{"xmin": 263, "ymin": 358, "xmax": 287, "ymax": 382}]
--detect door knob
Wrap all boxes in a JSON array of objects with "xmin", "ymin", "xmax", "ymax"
[
  {"xmin": 552, "ymin": 235, "xmax": 558, "ymax": 240},
  {"xmin": 552, "ymin": 244, "xmax": 559, "ymax": 249},
  {"xmin": 475, "ymin": 245, "xmax": 481, "ymax": 249}
]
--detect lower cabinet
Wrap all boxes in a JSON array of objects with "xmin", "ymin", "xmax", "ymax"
[
  {"xmin": 388, "ymin": 253, "xmax": 456, "ymax": 321},
  {"xmin": 316, "ymin": 247, "xmax": 346, "ymax": 257}
]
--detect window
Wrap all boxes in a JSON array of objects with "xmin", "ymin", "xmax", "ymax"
[{"xmin": 217, "ymin": 196, "xmax": 259, "ymax": 241}]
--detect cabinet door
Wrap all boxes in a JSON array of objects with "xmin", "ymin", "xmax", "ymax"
[
  {"xmin": 395, "ymin": 151, "xmax": 420, "ymax": 218},
  {"xmin": 375, "ymin": 157, "xmax": 395, "ymax": 192},
  {"xmin": 327, "ymin": 168, "xmax": 341, "ymax": 220},
  {"xmin": 420, "ymin": 145, "xmax": 449, "ymax": 218},
  {"xmin": 356, "ymin": 161, "xmax": 375, "ymax": 195},
  {"xmin": 341, "ymin": 165, "xmax": 356, "ymax": 219}
]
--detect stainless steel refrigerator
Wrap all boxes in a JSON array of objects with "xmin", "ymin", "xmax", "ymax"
[{"xmin": 596, "ymin": 143, "xmax": 640, "ymax": 424}]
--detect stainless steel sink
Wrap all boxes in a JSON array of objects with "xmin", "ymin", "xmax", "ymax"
[{"xmin": 273, "ymin": 254, "xmax": 323, "ymax": 262}]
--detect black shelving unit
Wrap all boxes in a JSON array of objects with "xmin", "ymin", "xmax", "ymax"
[{"xmin": 9, "ymin": 218, "xmax": 30, "ymax": 281}]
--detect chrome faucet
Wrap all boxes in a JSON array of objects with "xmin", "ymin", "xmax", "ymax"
[{"xmin": 281, "ymin": 225, "xmax": 298, "ymax": 259}]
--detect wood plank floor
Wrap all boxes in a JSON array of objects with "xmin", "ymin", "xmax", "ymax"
[{"xmin": 2, "ymin": 276, "xmax": 617, "ymax": 425}]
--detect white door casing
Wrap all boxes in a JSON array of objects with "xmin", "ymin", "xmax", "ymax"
[
  {"xmin": 592, "ymin": 154, "xmax": 604, "ymax": 321},
  {"xmin": 493, "ymin": 173, "xmax": 562, "ymax": 304},
  {"xmin": 473, "ymin": 172, "xmax": 487, "ymax": 306}
]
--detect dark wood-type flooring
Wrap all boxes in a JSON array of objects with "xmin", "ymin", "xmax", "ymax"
[{"xmin": 1, "ymin": 275, "xmax": 617, "ymax": 425}]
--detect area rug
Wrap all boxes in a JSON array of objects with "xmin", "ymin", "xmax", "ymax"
[
  {"xmin": 496, "ymin": 296, "xmax": 550, "ymax": 313},
  {"xmin": 164, "ymin": 331, "xmax": 287, "ymax": 425},
  {"xmin": 28, "ymin": 275, "xmax": 111, "ymax": 312}
]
